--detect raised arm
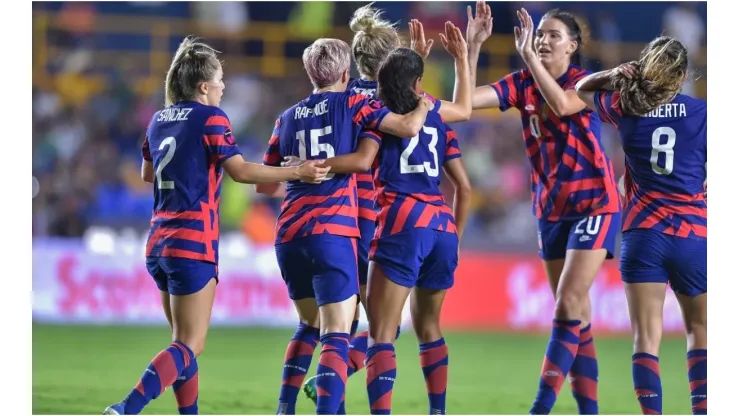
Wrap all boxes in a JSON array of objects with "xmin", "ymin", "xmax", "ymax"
[
  {"xmin": 575, "ymin": 62, "xmax": 636, "ymax": 111},
  {"xmin": 437, "ymin": 22, "xmax": 472, "ymax": 122},
  {"xmin": 516, "ymin": 8, "xmax": 585, "ymax": 117}
]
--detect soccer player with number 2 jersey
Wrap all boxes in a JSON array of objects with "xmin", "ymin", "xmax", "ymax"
[
  {"xmin": 576, "ymin": 36, "xmax": 707, "ymax": 415},
  {"xmin": 104, "ymin": 37, "xmax": 328, "ymax": 416}
]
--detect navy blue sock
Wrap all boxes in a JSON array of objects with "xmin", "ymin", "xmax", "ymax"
[
  {"xmin": 315, "ymin": 333, "xmax": 350, "ymax": 415},
  {"xmin": 173, "ymin": 357, "xmax": 199, "ymax": 415},
  {"xmin": 277, "ymin": 323, "xmax": 319, "ymax": 415},
  {"xmin": 687, "ymin": 349, "xmax": 707, "ymax": 415},
  {"xmin": 632, "ymin": 352, "xmax": 662, "ymax": 415}
]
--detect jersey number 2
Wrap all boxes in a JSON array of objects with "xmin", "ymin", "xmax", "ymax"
[
  {"xmin": 400, "ymin": 126, "xmax": 440, "ymax": 177},
  {"xmin": 156, "ymin": 136, "xmax": 177, "ymax": 190},
  {"xmin": 296, "ymin": 126, "xmax": 335, "ymax": 179},
  {"xmin": 651, "ymin": 127, "xmax": 675, "ymax": 175}
]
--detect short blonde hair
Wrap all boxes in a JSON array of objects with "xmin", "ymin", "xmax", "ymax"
[
  {"xmin": 302, "ymin": 38, "xmax": 352, "ymax": 89},
  {"xmin": 349, "ymin": 4, "xmax": 401, "ymax": 79}
]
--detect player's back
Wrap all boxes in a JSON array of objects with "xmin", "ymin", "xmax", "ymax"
[
  {"xmin": 144, "ymin": 102, "xmax": 240, "ymax": 262},
  {"xmin": 267, "ymin": 91, "xmax": 379, "ymax": 243},
  {"xmin": 370, "ymin": 103, "xmax": 461, "ymax": 236},
  {"xmin": 615, "ymin": 94, "xmax": 707, "ymax": 237}
]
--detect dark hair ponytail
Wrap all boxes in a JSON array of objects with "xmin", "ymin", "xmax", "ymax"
[
  {"xmin": 377, "ymin": 48, "xmax": 425, "ymax": 115},
  {"xmin": 541, "ymin": 9, "xmax": 590, "ymax": 66}
]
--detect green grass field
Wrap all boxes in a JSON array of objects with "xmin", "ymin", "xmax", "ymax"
[{"xmin": 33, "ymin": 325, "xmax": 693, "ymax": 415}]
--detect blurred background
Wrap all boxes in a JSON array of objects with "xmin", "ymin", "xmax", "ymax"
[{"xmin": 32, "ymin": 2, "xmax": 707, "ymax": 414}]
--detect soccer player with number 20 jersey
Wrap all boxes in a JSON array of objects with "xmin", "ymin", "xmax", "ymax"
[
  {"xmin": 576, "ymin": 36, "xmax": 707, "ymax": 415},
  {"xmin": 103, "ymin": 37, "xmax": 328, "ymax": 416}
]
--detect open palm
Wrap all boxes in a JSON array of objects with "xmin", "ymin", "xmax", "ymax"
[{"xmin": 466, "ymin": 1, "xmax": 493, "ymax": 45}]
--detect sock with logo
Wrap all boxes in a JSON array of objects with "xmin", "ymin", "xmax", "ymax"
[
  {"xmin": 277, "ymin": 323, "xmax": 320, "ymax": 415},
  {"xmin": 687, "ymin": 349, "xmax": 707, "ymax": 415},
  {"xmin": 530, "ymin": 319, "xmax": 581, "ymax": 415},
  {"xmin": 366, "ymin": 343, "xmax": 396, "ymax": 415},
  {"xmin": 173, "ymin": 357, "xmax": 199, "ymax": 415},
  {"xmin": 315, "ymin": 333, "xmax": 350, "ymax": 415},
  {"xmin": 123, "ymin": 341, "xmax": 194, "ymax": 415},
  {"xmin": 632, "ymin": 352, "xmax": 662, "ymax": 415}
]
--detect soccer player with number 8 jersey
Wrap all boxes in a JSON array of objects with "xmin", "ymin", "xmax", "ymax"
[
  {"xmin": 576, "ymin": 36, "xmax": 707, "ymax": 415},
  {"xmin": 104, "ymin": 37, "xmax": 329, "ymax": 416}
]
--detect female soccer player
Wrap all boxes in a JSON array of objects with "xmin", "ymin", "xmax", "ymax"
[
  {"xmin": 310, "ymin": 22, "xmax": 472, "ymax": 415},
  {"xmin": 296, "ymin": 3, "xmax": 490, "ymax": 413},
  {"xmin": 103, "ymin": 36, "xmax": 329, "ymax": 416},
  {"xmin": 575, "ymin": 37, "xmax": 707, "ymax": 415},
  {"xmin": 259, "ymin": 37, "xmax": 439, "ymax": 415},
  {"xmin": 465, "ymin": 8, "xmax": 621, "ymax": 414}
]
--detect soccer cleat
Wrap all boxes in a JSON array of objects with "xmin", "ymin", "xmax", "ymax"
[
  {"xmin": 103, "ymin": 402, "xmax": 125, "ymax": 415},
  {"xmin": 302, "ymin": 375, "xmax": 318, "ymax": 404}
]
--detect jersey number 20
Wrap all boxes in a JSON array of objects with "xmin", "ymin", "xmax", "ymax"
[
  {"xmin": 651, "ymin": 127, "xmax": 675, "ymax": 175},
  {"xmin": 400, "ymin": 126, "xmax": 440, "ymax": 177}
]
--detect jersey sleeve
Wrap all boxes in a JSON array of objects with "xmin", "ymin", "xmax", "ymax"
[
  {"xmin": 359, "ymin": 128, "xmax": 382, "ymax": 146},
  {"xmin": 443, "ymin": 124, "xmax": 462, "ymax": 163},
  {"xmin": 490, "ymin": 70, "xmax": 523, "ymax": 112},
  {"xmin": 262, "ymin": 117, "xmax": 282, "ymax": 167},
  {"xmin": 564, "ymin": 68, "xmax": 590, "ymax": 90},
  {"xmin": 350, "ymin": 95, "xmax": 390, "ymax": 129},
  {"xmin": 203, "ymin": 109, "xmax": 241, "ymax": 166},
  {"xmin": 593, "ymin": 90, "xmax": 623, "ymax": 126},
  {"xmin": 141, "ymin": 137, "xmax": 152, "ymax": 161}
]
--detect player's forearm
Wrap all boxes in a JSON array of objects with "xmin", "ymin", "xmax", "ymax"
[
  {"xmin": 233, "ymin": 163, "xmax": 300, "ymax": 184},
  {"xmin": 449, "ymin": 55, "xmax": 473, "ymax": 121},
  {"xmin": 523, "ymin": 55, "xmax": 578, "ymax": 117},
  {"xmin": 452, "ymin": 185, "xmax": 473, "ymax": 240},
  {"xmin": 321, "ymin": 154, "xmax": 372, "ymax": 173},
  {"xmin": 468, "ymin": 43, "xmax": 481, "ymax": 96},
  {"xmin": 396, "ymin": 103, "xmax": 428, "ymax": 137},
  {"xmin": 575, "ymin": 70, "xmax": 614, "ymax": 92}
]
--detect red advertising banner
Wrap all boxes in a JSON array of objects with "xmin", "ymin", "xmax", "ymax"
[{"xmin": 32, "ymin": 241, "xmax": 686, "ymax": 334}]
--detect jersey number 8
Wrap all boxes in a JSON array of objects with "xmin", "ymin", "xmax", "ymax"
[
  {"xmin": 400, "ymin": 126, "xmax": 440, "ymax": 177},
  {"xmin": 650, "ymin": 127, "xmax": 675, "ymax": 175}
]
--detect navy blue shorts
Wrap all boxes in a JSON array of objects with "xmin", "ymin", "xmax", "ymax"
[
  {"xmin": 275, "ymin": 234, "xmax": 360, "ymax": 307},
  {"xmin": 620, "ymin": 228, "xmax": 707, "ymax": 297},
  {"xmin": 146, "ymin": 257, "xmax": 218, "ymax": 296},
  {"xmin": 538, "ymin": 213, "xmax": 621, "ymax": 260},
  {"xmin": 358, "ymin": 217, "xmax": 375, "ymax": 286},
  {"xmin": 371, "ymin": 228, "xmax": 458, "ymax": 290}
]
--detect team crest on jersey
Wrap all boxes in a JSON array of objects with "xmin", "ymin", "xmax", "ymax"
[{"xmin": 224, "ymin": 129, "xmax": 235, "ymax": 145}]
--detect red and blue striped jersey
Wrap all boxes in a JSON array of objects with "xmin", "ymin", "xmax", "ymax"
[
  {"xmin": 363, "ymin": 100, "xmax": 461, "ymax": 238},
  {"xmin": 263, "ymin": 91, "xmax": 390, "ymax": 244},
  {"xmin": 594, "ymin": 91, "xmax": 707, "ymax": 238},
  {"xmin": 491, "ymin": 64, "xmax": 620, "ymax": 221},
  {"xmin": 143, "ymin": 102, "xmax": 241, "ymax": 263},
  {"xmin": 347, "ymin": 78, "xmax": 379, "ymax": 222}
]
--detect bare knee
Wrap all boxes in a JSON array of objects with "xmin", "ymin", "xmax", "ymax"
[
  {"xmin": 413, "ymin": 321, "xmax": 442, "ymax": 345},
  {"xmin": 554, "ymin": 291, "xmax": 585, "ymax": 321}
]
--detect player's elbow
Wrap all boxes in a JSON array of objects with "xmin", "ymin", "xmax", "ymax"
[{"xmin": 455, "ymin": 180, "xmax": 473, "ymax": 200}]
